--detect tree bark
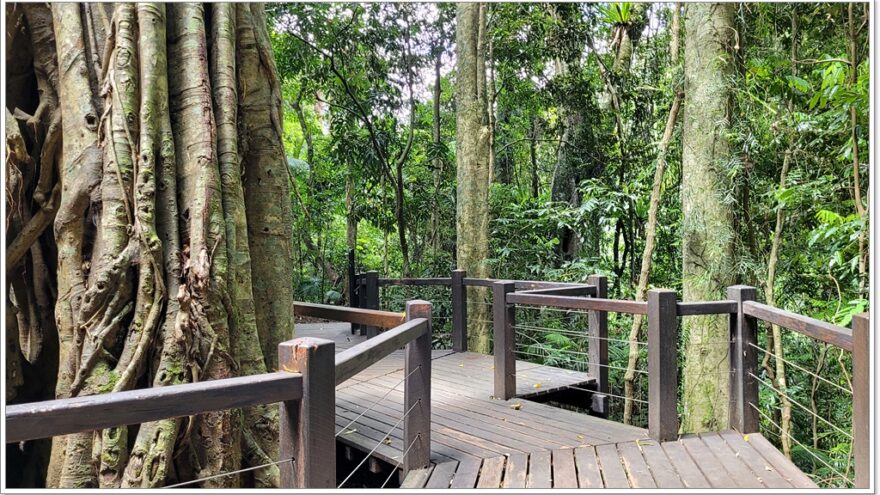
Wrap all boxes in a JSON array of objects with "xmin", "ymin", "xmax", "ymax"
[
  {"xmin": 455, "ymin": 2, "xmax": 492, "ymax": 352},
  {"xmin": 5, "ymin": 3, "xmax": 294, "ymax": 488},
  {"xmin": 680, "ymin": 3, "xmax": 737, "ymax": 432}
]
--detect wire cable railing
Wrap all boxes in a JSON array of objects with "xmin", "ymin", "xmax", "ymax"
[
  {"xmin": 337, "ymin": 366, "xmax": 421, "ymax": 437},
  {"xmin": 337, "ymin": 400, "xmax": 420, "ymax": 488},
  {"xmin": 162, "ymin": 458, "xmax": 295, "ymax": 489},
  {"xmin": 380, "ymin": 435, "xmax": 421, "ymax": 488}
]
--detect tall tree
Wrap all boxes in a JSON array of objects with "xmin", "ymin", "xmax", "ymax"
[
  {"xmin": 5, "ymin": 3, "xmax": 293, "ymax": 488},
  {"xmin": 455, "ymin": 2, "xmax": 492, "ymax": 352},
  {"xmin": 680, "ymin": 2, "xmax": 738, "ymax": 432}
]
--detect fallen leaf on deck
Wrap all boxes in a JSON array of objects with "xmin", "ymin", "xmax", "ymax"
[
  {"xmin": 743, "ymin": 434, "xmax": 750, "ymax": 442},
  {"xmin": 533, "ymin": 383, "xmax": 542, "ymax": 389},
  {"xmin": 383, "ymin": 437, "xmax": 392, "ymax": 445},
  {"xmin": 510, "ymin": 403, "xmax": 522, "ymax": 410}
]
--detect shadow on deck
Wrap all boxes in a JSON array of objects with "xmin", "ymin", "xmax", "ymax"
[{"xmin": 298, "ymin": 322, "xmax": 816, "ymax": 489}]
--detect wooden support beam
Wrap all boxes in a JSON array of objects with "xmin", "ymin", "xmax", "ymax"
[
  {"xmin": 404, "ymin": 300, "xmax": 433, "ymax": 474},
  {"xmin": 364, "ymin": 271, "xmax": 380, "ymax": 338},
  {"xmin": 294, "ymin": 301, "xmax": 405, "ymax": 329},
  {"xmin": 727, "ymin": 285, "xmax": 758, "ymax": 434},
  {"xmin": 852, "ymin": 312, "xmax": 870, "ymax": 489},
  {"xmin": 278, "ymin": 337, "xmax": 336, "ymax": 488},
  {"xmin": 588, "ymin": 275, "xmax": 608, "ymax": 394},
  {"xmin": 493, "ymin": 281, "xmax": 517, "ymax": 400},
  {"xmin": 452, "ymin": 269, "xmax": 468, "ymax": 352},
  {"xmin": 742, "ymin": 300, "xmax": 852, "ymax": 351},
  {"xmin": 648, "ymin": 289, "xmax": 678, "ymax": 442}
]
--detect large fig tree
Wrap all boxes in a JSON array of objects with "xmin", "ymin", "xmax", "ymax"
[{"xmin": 4, "ymin": 3, "xmax": 294, "ymax": 488}]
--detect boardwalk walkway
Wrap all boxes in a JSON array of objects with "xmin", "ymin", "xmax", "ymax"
[{"xmin": 297, "ymin": 323, "xmax": 816, "ymax": 489}]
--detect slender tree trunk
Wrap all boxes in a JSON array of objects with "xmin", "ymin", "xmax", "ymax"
[
  {"xmin": 623, "ymin": 91, "xmax": 683, "ymax": 424},
  {"xmin": 680, "ymin": 3, "xmax": 737, "ymax": 432},
  {"xmin": 456, "ymin": 2, "xmax": 492, "ymax": 352}
]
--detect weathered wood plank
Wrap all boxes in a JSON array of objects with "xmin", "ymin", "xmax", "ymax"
[
  {"xmin": 515, "ymin": 285, "xmax": 596, "ymax": 297},
  {"xmin": 400, "ymin": 466, "xmax": 434, "ymax": 488},
  {"xmin": 379, "ymin": 277, "xmax": 452, "ymax": 286},
  {"xmin": 677, "ymin": 300, "xmax": 737, "ymax": 315},
  {"xmin": 746, "ymin": 433, "xmax": 816, "ymax": 488},
  {"xmin": 294, "ymin": 301, "xmax": 405, "ymax": 329},
  {"xmin": 595, "ymin": 443, "xmax": 629, "ymax": 488},
  {"xmin": 476, "ymin": 455, "xmax": 506, "ymax": 488},
  {"xmin": 743, "ymin": 300, "xmax": 852, "ymax": 351},
  {"xmin": 852, "ymin": 312, "xmax": 869, "ymax": 488},
  {"xmin": 5, "ymin": 372, "xmax": 303, "ymax": 444},
  {"xmin": 424, "ymin": 461, "xmax": 459, "ymax": 489},
  {"xmin": 403, "ymin": 301, "xmax": 432, "ymax": 473},
  {"xmin": 451, "ymin": 269, "xmax": 468, "ymax": 352},
  {"xmin": 699, "ymin": 432, "xmax": 763, "ymax": 488},
  {"xmin": 648, "ymin": 289, "xmax": 678, "ymax": 441},
  {"xmin": 636, "ymin": 440, "xmax": 684, "ymax": 488},
  {"xmin": 527, "ymin": 450, "xmax": 552, "ymax": 488},
  {"xmin": 617, "ymin": 441, "xmax": 657, "ymax": 488},
  {"xmin": 502, "ymin": 453, "xmax": 528, "ymax": 488},
  {"xmin": 334, "ymin": 318, "xmax": 427, "ymax": 384},
  {"xmin": 678, "ymin": 435, "xmax": 735, "ymax": 488},
  {"xmin": 493, "ymin": 281, "xmax": 516, "ymax": 399},
  {"xmin": 279, "ymin": 338, "xmax": 335, "ymax": 488},
  {"xmin": 574, "ymin": 446, "xmax": 603, "ymax": 488},
  {"xmin": 588, "ymin": 274, "xmax": 609, "ymax": 393},
  {"xmin": 717, "ymin": 430, "xmax": 791, "ymax": 488},
  {"xmin": 552, "ymin": 448, "xmax": 579, "ymax": 488},
  {"xmin": 507, "ymin": 292, "xmax": 648, "ymax": 314},
  {"xmin": 449, "ymin": 458, "xmax": 482, "ymax": 488},
  {"xmin": 659, "ymin": 440, "xmax": 711, "ymax": 488}
]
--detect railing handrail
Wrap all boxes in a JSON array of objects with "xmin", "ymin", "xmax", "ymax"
[
  {"xmin": 5, "ymin": 372, "xmax": 303, "ymax": 444},
  {"xmin": 335, "ymin": 317, "xmax": 428, "ymax": 385},
  {"xmin": 294, "ymin": 300, "xmax": 405, "ymax": 329},
  {"xmin": 742, "ymin": 300, "xmax": 853, "ymax": 351}
]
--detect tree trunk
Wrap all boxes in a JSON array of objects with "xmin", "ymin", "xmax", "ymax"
[
  {"xmin": 5, "ymin": 3, "xmax": 294, "ymax": 488},
  {"xmin": 430, "ymin": 43, "xmax": 443, "ymax": 254},
  {"xmin": 455, "ymin": 2, "xmax": 492, "ymax": 352},
  {"xmin": 680, "ymin": 3, "xmax": 737, "ymax": 433}
]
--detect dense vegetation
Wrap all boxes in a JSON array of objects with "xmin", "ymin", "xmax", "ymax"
[
  {"xmin": 3, "ymin": 2, "xmax": 869, "ymax": 488},
  {"xmin": 268, "ymin": 3, "xmax": 869, "ymax": 487}
]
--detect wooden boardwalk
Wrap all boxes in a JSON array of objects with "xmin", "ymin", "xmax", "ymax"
[{"xmin": 297, "ymin": 322, "xmax": 816, "ymax": 489}]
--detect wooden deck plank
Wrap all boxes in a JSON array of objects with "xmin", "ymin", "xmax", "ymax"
[
  {"xmin": 718, "ymin": 431, "xmax": 792, "ymax": 488},
  {"xmin": 574, "ymin": 446, "xmax": 603, "ymax": 488},
  {"xmin": 449, "ymin": 458, "xmax": 482, "ymax": 489},
  {"xmin": 746, "ymin": 433, "xmax": 817, "ymax": 488},
  {"xmin": 502, "ymin": 453, "xmax": 529, "ymax": 488},
  {"xmin": 527, "ymin": 450, "xmax": 552, "ymax": 488},
  {"xmin": 636, "ymin": 440, "xmax": 684, "ymax": 488},
  {"xmin": 476, "ymin": 456, "xmax": 506, "ymax": 488},
  {"xmin": 595, "ymin": 443, "xmax": 629, "ymax": 488},
  {"xmin": 424, "ymin": 461, "xmax": 459, "ymax": 489},
  {"xmin": 551, "ymin": 448, "xmax": 579, "ymax": 488},
  {"xmin": 296, "ymin": 323, "xmax": 812, "ymax": 490},
  {"xmin": 659, "ymin": 440, "xmax": 711, "ymax": 488},
  {"xmin": 679, "ymin": 435, "xmax": 737, "ymax": 488},
  {"xmin": 399, "ymin": 466, "xmax": 433, "ymax": 488},
  {"xmin": 699, "ymin": 432, "xmax": 765, "ymax": 488},
  {"xmin": 617, "ymin": 441, "xmax": 657, "ymax": 488}
]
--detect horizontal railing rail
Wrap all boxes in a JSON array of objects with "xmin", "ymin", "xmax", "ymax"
[
  {"xmin": 335, "ymin": 317, "xmax": 428, "ymax": 385},
  {"xmin": 5, "ymin": 372, "xmax": 303, "ymax": 444},
  {"xmin": 507, "ymin": 292, "xmax": 648, "ymax": 314},
  {"xmin": 742, "ymin": 300, "xmax": 853, "ymax": 351},
  {"xmin": 377, "ymin": 277, "xmax": 452, "ymax": 286},
  {"xmin": 295, "ymin": 301, "xmax": 405, "ymax": 329}
]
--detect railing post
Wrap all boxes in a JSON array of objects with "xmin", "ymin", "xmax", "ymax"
[
  {"xmin": 648, "ymin": 288, "xmax": 678, "ymax": 442},
  {"xmin": 727, "ymin": 285, "xmax": 758, "ymax": 434},
  {"xmin": 348, "ymin": 251, "xmax": 359, "ymax": 334},
  {"xmin": 493, "ymin": 281, "xmax": 516, "ymax": 400},
  {"xmin": 404, "ymin": 300, "xmax": 433, "ymax": 474},
  {"xmin": 452, "ymin": 269, "xmax": 468, "ymax": 352},
  {"xmin": 587, "ymin": 274, "xmax": 608, "ymax": 394},
  {"xmin": 364, "ymin": 270, "xmax": 379, "ymax": 338},
  {"xmin": 278, "ymin": 337, "xmax": 336, "ymax": 488},
  {"xmin": 852, "ymin": 312, "xmax": 870, "ymax": 489}
]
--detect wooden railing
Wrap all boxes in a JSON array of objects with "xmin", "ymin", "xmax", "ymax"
[
  {"xmin": 354, "ymin": 270, "xmax": 871, "ymax": 488},
  {"xmin": 5, "ymin": 301, "xmax": 433, "ymax": 489}
]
